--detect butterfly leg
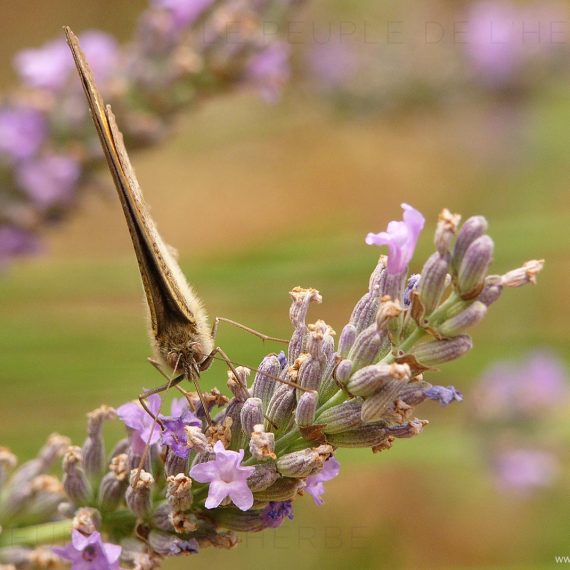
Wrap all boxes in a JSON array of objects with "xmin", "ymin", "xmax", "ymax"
[{"xmin": 212, "ymin": 317, "xmax": 289, "ymax": 345}]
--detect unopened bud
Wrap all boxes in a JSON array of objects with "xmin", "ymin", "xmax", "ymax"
[
  {"xmin": 439, "ymin": 301, "xmax": 487, "ymax": 337},
  {"xmin": 457, "ymin": 235, "xmax": 494, "ymax": 299},
  {"xmin": 319, "ymin": 399, "xmax": 363, "ymax": 435},
  {"xmin": 212, "ymin": 507, "xmax": 266, "ymax": 532},
  {"xmin": 478, "ymin": 275, "xmax": 503, "ymax": 306},
  {"xmin": 240, "ymin": 398, "xmax": 264, "ymax": 436},
  {"xmin": 452, "ymin": 215, "xmax": 488, "ymax": 273},
  {"xmin": 82, "ymin": 405, "xmax": 116, "ymax": 479},
  {"xmin": 171, "ymin": 511, "xmax": 198, "ymax": 534},
  {"xmin": 386, "ymin": 418, "xmax": 429, "ymax": 438},
  {"xmin": 277, "ymin": 445, "xmax": 333, "ymax": 478},
  {"xmin": 411, "ymin": 335, "xmax": 473, "ymax": 366},
  {"xmin": 98, "ymin": 470, "xmax": 127, "ymax": 512},
  {"xmin": 227, "ymin": 367, "xmax": 250, "ymax": 401},
  {"xmin": 348, "ymin": 325, "xmax": 386, "ymax": 369},
  {"xmin": 265, "ymin": 385, "xmax": 296, "ymax": 433},
  {"xmin": 126, "ymin": 469, "xmax": 154, "ymax": 517},
  {"xmin": 151, "ymin": 502, "xmax": 175, "ymax": 532},
  {"xmin": 289, "ymin": 287, "xmax": 322, "ymax": 327},
  {"xmin": 350, "ymin": 259, "xmax": 386, "ymax": 334},
  {"xmin": 326, "ymin": 424, "xmax": 388, "ymax": 448},
  {"xmin": 361, "ymin": 379, "xmax": 411, "ymax": 423},
  {"xmin": 253, "ymin": 477, "xmax": 301, "ymax": 502},
  {"xmin": 251, "ymin": 354, "xmax": 280, "ymax": 409},
  {"xmin": 295, "ymin": 391, "xmax": 318, "ymax": 427},
  {"xmin": 184, "ymin": 426, "xmax": 211, "ymax": 454},
  {"xmin": 376, "ymin": 296, "xmax": 403, "ymax": 331},
  {"xmin": 334, "ymin": 359, "xmax": 353, "ymax": 386},
  {"xmin": 435, "ymin": 209, "xmax": 461, "ymax": 255},
  {"xmin": 417, "ymin": 252, "xmax": 450, "ymax": 315},
  {"xmin": 347, "ymin": 363, "xmax": 411, "ymax": 398},
  {"xmin": 63, "ymin": 447, "xmax": 91, "ymax": 505},
  {"xmin": 147, "ymin": 531, "xmax": 199, "ymax": 556},
  {"xmin": 501, "ymin": 259, "xmax": 545, "ymax": 288},
  {"xmin": 297, "ymin": 357, "xmax": 322, "ymax": 394},
  {"xmin": 72, "ymin": 507, "xmax": 101, "ymax": 534},
  {"xmin": 338, "ymin": 324, "xmax": 357, "ymax": 358},
  {"xmin": 247, "ymin": 463, "xmax": 280, "ymax": 492}
]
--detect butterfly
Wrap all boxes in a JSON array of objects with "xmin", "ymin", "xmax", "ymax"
[{"xmin": 65, "ymin": 27, "xmax": 218, "ymax": 414}]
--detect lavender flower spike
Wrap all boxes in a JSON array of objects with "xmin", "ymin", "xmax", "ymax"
[
  {"xmin": 53, "ymin": 530, "xmax": 121, "ymax": 570},
  {"xmin": 116, "ymin": 394, "xmax": 161, "ymax": 455},
  {"xmin": 365, "ymin": 204, "xmax": 425, "ymax": 275},
  {"xmin": 424, "ymin": 385, "xmax": 463, "ymax": 406},
  {"xmin": 189, "ymin": 441, "xmax": 255, "ymax": 511}
]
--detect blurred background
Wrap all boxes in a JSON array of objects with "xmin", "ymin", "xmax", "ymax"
[{"xmin": 0, "ymin": 0, "xmax": 569, "ymax": 568}]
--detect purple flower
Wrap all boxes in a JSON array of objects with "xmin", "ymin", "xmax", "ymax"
[
  {"xmin": 79, "ymin": 31, "xmax": 120, "ymax": 84},
  {"xmin": 16, "ymin": 154, "xmax": 81, "ymax": 209},
  {"xmin": 152, "ymin": 0, "xmax": 214, "ymax": 27},
  {"xmin": 303, "ymin": 456, "xmax": 340, "ymax": 506},
  {"xmin": 160, "ymin": 407, "xmax": 201, "ymax": 459},
  {"xmin": 53, "ymin": 530, "xmax": 121, "ymax": 570},
  {"xmin": 15, "ymin": 39, "xmax": 71, "ymax": 91},
  {"xmin": 0, "ymin": 226, "xmax": 40, "ymax": 267},
  {"xmin": 0, "ymin": 106, "xmax": 46, "ymax": 161},
  {"xmin": 424, "ymin": 385, "xmax": 463, "ymax": 406},
  {"xmin": 493, "ymin": 448, "xmax": 559, "ymax": 493},
  {"xmin": 277, "ymin": 351, "xmax": 288, "ymax": 370},
  {"xmin": 246, "ymin": 42, "xmax": 290, "ymax": 102},
  {"xmin": 365, "ymin": 203, "xmax": 425, "ymax": 275},
  {"xmin": 189, "ymin": 441, "xmax": 255, "ymax": 511},
  {"xmin": 117, "ymin": 394, "xmax": 162, "ymax": 455},
  {"xmin": 261, "ymin": 501, "xmax": 294, "ymax": 528},
  {"xmin": 403, "ymin": 274, "xmax": 421, "ymax": 306},
  {"xmin": 308, "ymin": 38, "xmax": 358, "ymax": 90},
  {"xmin": 473, "ymin": 351, "xmax": 568, "ymax": 420}
]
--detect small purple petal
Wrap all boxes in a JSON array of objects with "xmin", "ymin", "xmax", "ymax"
[
  {"xmin": 261, "ymin": 501, "xmax": 294, "ymax": 528},
  {"xmin": 15, "ymin": 39, "xmax": 72, "ymax": 91},
  {"xmin": 303, "ymin": 456, "xmax": 340, "ymax": 506},
  {"xmin": 53, "ymin": 530, "xmax": 121, "ymax": 570},
  {"xmin": 366, "ymin": 203, "xmax": 425, "ymax": 275},
  {"xmin": 0, "ymin": 226, "xmax": 40, "ymax": 267},
  {"xmin": 424, "ymin": 385, "xmax": 463, "ymax": 406}
]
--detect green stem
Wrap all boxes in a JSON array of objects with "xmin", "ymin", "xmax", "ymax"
[{"xmin": 0, "ymin": 519, "xmax": 73, "ymax": 548}]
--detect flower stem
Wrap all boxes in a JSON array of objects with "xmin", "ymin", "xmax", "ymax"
[{"xmin": 0, "ymin": 519, "xmax": 73, "ymax": 548}]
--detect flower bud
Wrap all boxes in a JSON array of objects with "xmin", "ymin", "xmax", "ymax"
[
  {"xmin": 478, "ymin": 275, "xmax": 503, "ymax": 306},
  {"xmin": 0, "ymin": 447, "xmax": 17, "ymax": 489},
  {"xmin": 148, "ymin": 531, "xmax": 199, "ymax": 556},
  {"xmin": 240, "ymin": 398, "xmax": 264, "ymax": 436},
  {"xmin": 326, "ymin": 423, "xmax": 388, "ymax": 448},
  {"xmin": 376, "ymin": 296, "xmax": 403, "ymax": 332},
  {"xmin": 151, "ymin": 502, "xmax": 175, "ymax": 532},
  {"xmin": 166, "ymin": 473, "xmax": 193, "ymax": 511},
  {"xmin": 347, "ymin": 363, "xmax": 410, "ymax": 398},
  {"xmin": 439, "ymin": 301, "xmax": 487, "ymax": 337},
  {"xmin": 348, "ymin": 325, "xmax": 386, "ymax": 369},
  {"xmin": 319, "ymin": 399, "xmax": 363, "ymax": 435},
  {"xmin": 227, "ymin": 367, "xmax": 250, "ymax": 401},
  {"xmin": 212, "ymin": 507, "xmax": 266, "ymax": 532},
  {"xmin": 386, "ymin": 418, "xmax": 429, "ymax": 438},
  {"xmin": 457, "ymin": 235, "xmax": 494, "ymax": 299},
  {"xmin": 82, "ymin": 405, "xmax": 116, "ymax": 479},
  {"xmin": 247, "ymin": 463, "xmax": 280, "ymax": 492},
  {"xmin": 349, "ymin": 259, "xmax": 386, "ymax": 334},
  {"xmin": 501, "ymin": 259, "xmax": 545, "ymax": 288},
  {"xmin": 297, "ymin": 357, "xmax": 322, "ymax": 395},
  {"xmin": 253, "ymin": 476, "xmax": 301, "ymax": 502},
  {"xmin": 338, "ymin": 324, "xmax": 357, "ymax": 358},
  {"xmin": 361, "ymin": 379, "xmax": 410, "ymax": 423},
  {"xmin": 63, "ymin": 447, "xmax": 91, "ymax": 505},
  {"xmin": 277, "ymin": 445, "xmax": 333, "ymax": 478},
  {"xmin": 126, "ymin": 469, "xmax": 154, "ymax": 517},
  {"xmin": 223, "ymin": 400, "xmax": 244, "ymax": 450},
  {"xmin": 265, "ymin": 384, "xmax": 296, "ymax": 434},
  {"xmin": 98, "ymin": 466, "xmax": 128, "ymax": 512},
  {"xmin": 411, "ymin": 335, "xmax": 473, "ymax": 366},
  {"xmin": 165, "ymin": 452, "xmax": 188, "ymax": 478},
  {"xmin": 417, "ymin": 252, "xmax": 450, "ymax": 315},
  {"xmin": 288, "ymin": 326, "xmax": 307, "ymax": 364},
  {"xmin": 27, "ymin": 475, "xmax": 65, "ymax": 520},
  {"xmin": 452, "ymin": 215, "xmax": 488, "ymax": 273},
  {"xmin": 381, "ymin": 271, "xmax": 407, "ymax": 303},
  {"xmin": 306, "ymin": 320, "xmax": 333, "ymax": 360},
  {"xmin": 295, "ymin": 391, "xmax": 318, "ymax": 427},
  {"xmin": 249, "ymin": 425, "xmax": 276, "ymax": 460},
  {"xmin": 184, "ymin": 426, "xmax": 211, "ymax": 454},
  {"xmin": 435, "ymin": 209, "xmax": 461, "ymax": 255},
  {"xmin": 72, "ymin": 507, "xmax": 101, "ymax": 534},
  {"xmin": 403, "ymin": 274, "xmax": 421, "ymax": 307},
  {"xmin": 171, "ymin": 511, "xmax": 198, "ymax": 534}
]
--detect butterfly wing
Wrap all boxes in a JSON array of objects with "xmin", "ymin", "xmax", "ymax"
[{"xmin": 64, "ymin": 27, "xmax": 210, "ymax": 344}]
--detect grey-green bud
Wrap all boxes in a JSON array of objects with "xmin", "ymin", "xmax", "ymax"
[
  {"xmin": 247, "ymin": 463, "xmax": 280, "ymax": 492},
  {"xmin": 295, "ymin": 391, "xmax": 318, "ymax": 427},
  {"xmin": 253, "ymin": 477, "xmax": 301, "ymax": 502},
  {"xmin": 126, "ymin": 469, "xmax": 154, "ymax": 518},
  {"xmin": 361, "ymin": 379, "xmax": 410, "ymax": 423},
  {"xmin": 417, "ymin": 252, "xmax": 450, "ymax": 315},
  {"xmin": 63, "ymin": 447, "xmax": 91, "ymax": 505},
  {"xmin": 439, "ymin": 301, "xmax": 487, "ymax": 337},
  {"xmin": 411, "ymin": 335, "xmax": 473, "ymax": 366},
  {"xmin": 277, "ymin": 445, "xmax": 334, "ymax": 478},
  {"xmin": 251, "ymin": 354, "xmax": 281, "ymax": 410},
  {"xmin": 319, "ymin": 399, "xmax": 363, "ymax": 435},
  {"xmin": 240, "ymin": 398, "xmax": 264, "ymax": 436},
  {"xmin": 325, "ymin": 423, "xmax": 388, "ymax": 448},
  {"xmin": 338, "ymin": 324, "xmax": 357, "ymax": 358},
  {"xmin": 457, "ymin": 235, "xmax": 494, "ymax": 299},
  {"xmin": 452, "ymin": 215, "xmax": 488, "ymax": 274},
  {"xmin": 347, "ymin": 363, "xmax": 411, "ymax": 398},
  {"xmin": 265, "ymin": 384, "xmax": 296, "ymax": 434}
]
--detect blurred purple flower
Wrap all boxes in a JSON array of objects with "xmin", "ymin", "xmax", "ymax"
[
  {"xmin": 15, "ymin": 39, "xmax": 71, "ymax": 91},
  {"xmin": 246, "ymin": 42, "xmax": 290, "ymax": 102},
  {"xmin": 261, "ymin": 501, "xmax": 294, "ymax": 528},
  {"xmin": 152, "ymin": 0, "xmax": 214, "ymax": 28},
  {"xmin": 493, "ymin": 447, "xmax": 560, "ymax": 492},
  {"xmin": 308, "ymin": 39, "xmax": 358, "ymax": 90},
  {"xmin": 16, "ymin": 154, "xmax": 81, "ymax": 209},
  {"xmin": 303, "ymin": 456, "xmax": 340, "ymax": 506},
  {"xmin": 365, "ymin": 203, "xmax": 425, "ymax": 275},
  {"xmin": 189, "ymin": 441, "xmax": 255, "ymax": 510},
  {"xmin": 473, "ymin": 351, "xmax": 568, "ymax": 420},
  {"xmin": 79, "ymin": 31, "xmax": 120, "ymax": 84},
  {"xmin": 53, "ymin": 530, "xmax": 121, "ymax": 570},
  {"xmin": 117, "ymin": 394, "xmax": 162, "ymax": 455},
  {"xmin": 466, "ymin": 1, "xmax": 522, "ymax": 86},
  {"xmin": 0, "ymin": 106, "xmax": 46, "ymax": 161},
  {"xmin": 424, "ymin": 385, "xmax": 463, "ymax": 406},
  {"xmin": 0, "ymin": 226, "xmax": 40, "ymax": 268}
]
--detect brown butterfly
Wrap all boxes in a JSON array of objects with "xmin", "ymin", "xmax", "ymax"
[{"xmin": 64, "ymin": 27, "xmax": 293, "ymax": 428}]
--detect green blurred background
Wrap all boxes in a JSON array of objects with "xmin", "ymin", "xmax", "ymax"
[{"xmin": 0, "ymin": 1, "xmax": 569, "ymax": 568}]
